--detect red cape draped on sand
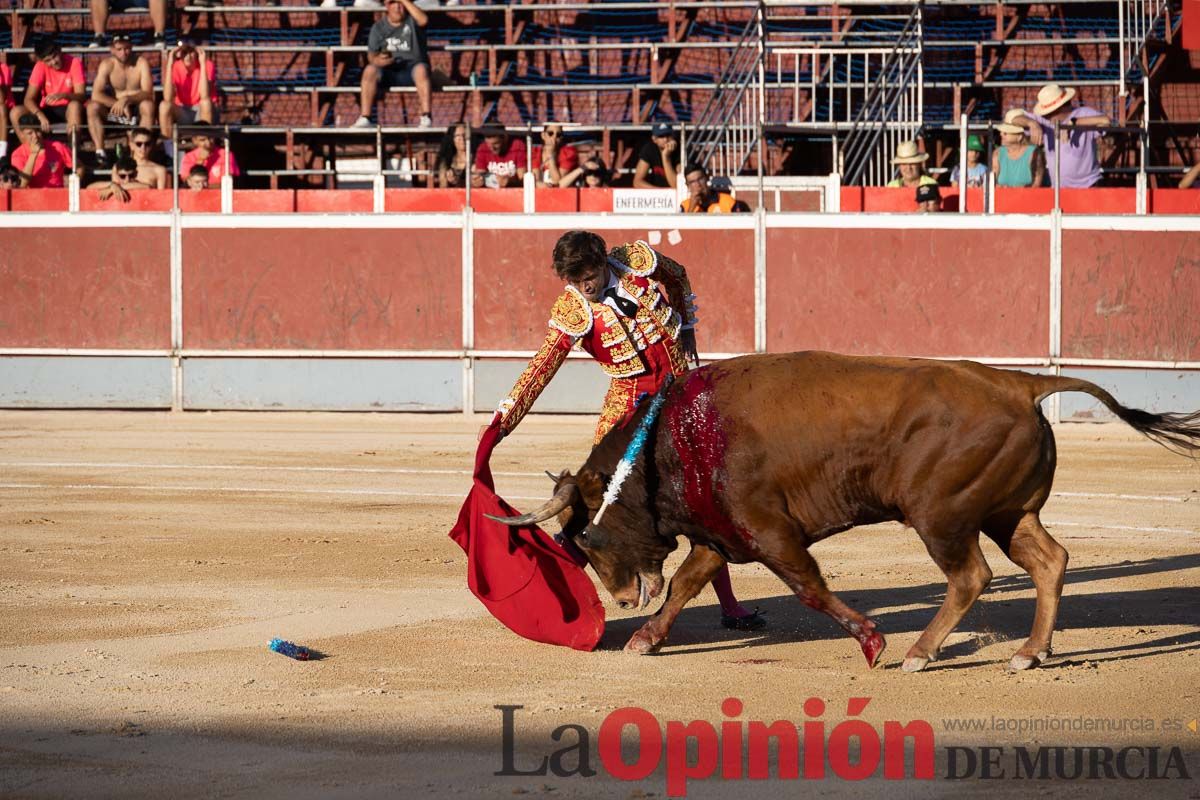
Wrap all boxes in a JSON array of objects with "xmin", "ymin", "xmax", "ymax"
[{"xmin": 448, "ymin": 422, "xmax": 606, "ymax": 651}]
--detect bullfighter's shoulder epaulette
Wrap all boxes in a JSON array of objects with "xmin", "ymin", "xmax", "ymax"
[
  {"xmin": 548, "ymin": 285, "xmax": 593, "ymax": 337},
  {"xmin": 609, "ymin": 240, "xmax": 658, "ymax": 277}
]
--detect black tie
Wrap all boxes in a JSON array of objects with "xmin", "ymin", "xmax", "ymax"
[{"xmin": 603, "ymin": 287, "xmax": 639, "ymax": 318}]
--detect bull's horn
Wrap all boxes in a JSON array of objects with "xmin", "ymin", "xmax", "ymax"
[
  {"xmin": 484, "ymin": 481, "xmax": 578, "ymax": 527},
  {"xmin": 544, "ymin": 470, "xmax": 558, "ymax": 482}
]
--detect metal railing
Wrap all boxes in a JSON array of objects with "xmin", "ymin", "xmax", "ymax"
[
  {"xmin": 836, "ymin": 2, "xmax": 924, "ymax": 186},
  {"xmin": 687, "ymin": 2, "xmax": 767, "ymax": 178},
  {"xmin": 1119, "ymin": 0, "xmax": 1170, "ymax": 96}
]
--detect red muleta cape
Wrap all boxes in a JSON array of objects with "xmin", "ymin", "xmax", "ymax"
[{"xmin": 448, "ymin": 422, "xmax": 605, "ymax": 651}]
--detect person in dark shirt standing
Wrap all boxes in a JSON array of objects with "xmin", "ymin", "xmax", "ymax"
[
  {"xmin": 633, "ymin": 121, "xmax": 680, "ymax": 188},
  {"xmin": 353, "ymin": 0, "xmax": 432, "ymax": 128}
]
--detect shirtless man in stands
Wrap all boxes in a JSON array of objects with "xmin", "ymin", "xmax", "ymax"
[
  {"xmin": 86, "ymin": 34, "xmax": 154, "ymax": 167},
  {"xmin": 123, "ymin": 127, "xmax": 168, "ymax": 188}
]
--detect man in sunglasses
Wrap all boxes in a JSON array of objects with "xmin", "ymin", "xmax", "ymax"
[
  {"xmin": 123, "ymin": 127, "xmax": 168, "ymax": 188},
  {"xmin": 90, "ymin": 155, "xmax": 149, "ymax": 201}
]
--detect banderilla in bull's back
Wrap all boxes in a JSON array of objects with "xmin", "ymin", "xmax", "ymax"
[{"xmin": 489, "ymin": 350, "xmax": 1200, "ymax": 672}]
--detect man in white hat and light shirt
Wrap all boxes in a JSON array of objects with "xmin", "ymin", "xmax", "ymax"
[
  {"xmin": 1009, "ymin": 83, "xmax": 1110, "ymax": 188},
  {"xmin": 887, "ymin": 140, "xmax": 938, "ymax": 189}
]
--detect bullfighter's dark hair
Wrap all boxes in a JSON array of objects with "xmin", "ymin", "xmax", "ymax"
[{"xmin": 552, "ymin": 230, "xmax": 608, "ymax": 280}]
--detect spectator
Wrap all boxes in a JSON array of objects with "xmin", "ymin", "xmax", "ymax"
[
  {"xmin": 433, "ymin": 122, "xmax": 469, "ymax": 188},
  {"xmin": 950, "ymin": 134, "xmax": 988, "ymax": 188},
  {"xmin": 353, "ymin": 0, "xmax": 432, "ymax": 129},
  {"xmin": 89, "ymin": 0, "xmax": 167, "ymax": 50},
  {"xmin": 680, "ymin": 165, "xmax": 749, "ymax": 213},
  {"xmin": 90, "ymin": 155, "xmax": 149, "ymax": 201},
  {"xmin": 915, "ymin": 182, "xmax": 942, "ymax": 212},
  {"xmin": 125, "ymin": 127, "xmax": 168, "ymax": 188},
  {"xmin": 0, "ymin": 164, "xmax": 20, "ymax": 189},
  {"xmin": 179, "ymin": 127, "xmax": 239, "ymax": 184},
  {"xmin": 1011, "ymin": 83, "xmax": 1110, "ymax": 188},
  {"xmin": 472, "ymin": 130, "xmax": 525, "ymax": 188},
  {"xmin": 561, "ymin": 156, "xmax": 611, "ymax": 188},
  {"xmin": 10, "ymin": 113, "xmax": 74, "ymax": 188},
  {"xmin": 633, "ymin": 121, "xmax": 679, "ymax": 189},
  {"xmin": 1179, "ymin": 161, "xmax": 1200, "ymax": 189},
  {"xmin": 0, "ymin": 57, "xmax": 12, "ymax": 160},
  {"xmin": 86, "ymin": 34, "xmax": 154, "ymax": 167},
  {"xmin": 21, "ymin": 38, "xmax": 86, "ymax": 136},
  {"xmin": 886, "ymin": 141, "xmax": 936, "ymax": 188},
  {"xmin": 159, "ymin": 40, "xmax": 216, "ymax": 144},
  {"xmin": 529, "ymin": 123, "xmax": 579, "ymax": 188},
  {"xmin": 186, "ymin": 163, "xmax": 210, "ymax": 191},
  {"xmin": 993, "ymin": 108, "xmax": 1045, "ymax": 188}
]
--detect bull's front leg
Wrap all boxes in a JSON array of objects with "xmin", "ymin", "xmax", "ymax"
[{"xmin": 625, "ymin": 543, "xmax": 726, "ymax": 654}]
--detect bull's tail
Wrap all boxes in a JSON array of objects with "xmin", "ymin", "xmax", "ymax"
[{"xmin": 1031, "ymin": 375, "xmax": 1200, "ymax": 458}]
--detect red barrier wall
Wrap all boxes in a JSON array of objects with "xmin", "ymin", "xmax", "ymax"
[
  {"xmin": 182, "ymin": 228, "xmax": 462, "ymax": 349},
  {"xmin": 79, "ymin": 190, "xmax": 175, "ymax": 212},
  {"xmin": 0, "ymin": 227, "xmax": 171, "ymax": 348},
  {"xmin": 472, "ymin": 228, "xmax": 756, "ymax": 354},
  {"xmin": 9, "ymin": 189, "xmax": 69, "ymax": 212},
  {"xmin": 233, "ymin": 190, "xmax": 295, "ymax": 213},
  {"xmin": 1060, "ymin": 230, "xmax": 1200, "ymax": 361},
  {"xmin": 1149, "ymin": 189, "xmax": 1200, "ymax": 215},
  {"xmin": 385, "ymin": 188, "xmax": 465, "ymax": 213},
  {"xmin": 765, "ymin": 227, "xmax": 1050, "ymax": 357}
]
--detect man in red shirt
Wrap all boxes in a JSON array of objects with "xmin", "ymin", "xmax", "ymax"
[
  {"xmin": 471, "ymin": 130, "xmax": 527, "ymax": 188},
  {"xmin": 158, "ymin": 39, "xmax": 217, "ymax": 143},
  {"xmin": 11, "ymin": 113, "xmax": 74, "ymax": 188},
  {"xmin": 178, "ymin": 127, "xmax": 239, "ymax": 184},
  {"xmin": 529, "ymin": 123, "xmax": 579, "ymax": 188},
  {"xmin": 21, "ymin": 38, "xmax": 86, "ymax": 135}
]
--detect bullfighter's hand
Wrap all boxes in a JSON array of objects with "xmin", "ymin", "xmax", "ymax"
[{"xmin": 478, "ymin": 423, "xmax": 505, "ymax": 442}]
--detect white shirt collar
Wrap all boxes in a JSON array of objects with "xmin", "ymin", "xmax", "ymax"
[{"xmin": 599, "ymin": 263, "xmax": 636, "ymax": 315}]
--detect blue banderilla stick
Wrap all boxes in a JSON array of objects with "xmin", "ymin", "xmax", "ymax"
[{"xmin": 593, "ymin": 374, "xmax": 675, "ymax": 524}]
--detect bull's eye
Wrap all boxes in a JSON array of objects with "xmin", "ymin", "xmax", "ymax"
[{"xmin": 582, "ymin": 525, "xmax": 605, "ymax": 549}]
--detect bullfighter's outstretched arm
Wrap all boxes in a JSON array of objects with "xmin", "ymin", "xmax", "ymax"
[
  {"xmin": 609, "ymin": 241, "xmax": 698, "ymax": 331},
  {"xmin": 494, "ymin": 290, "xmax": 589, "ymax": 435}
]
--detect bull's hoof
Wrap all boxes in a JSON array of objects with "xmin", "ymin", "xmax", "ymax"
[
  {"xmin": 901, "ymin": 656, "xmax": 930, "ymax": 673},
  {"xmin": 1008, "ymin": 651, "xmax": 1046, "ymax": 672},
  {"xmin": 623, "ymin": 633, "xmax": 660, "ymax": 655},
  {"xmin": 861, "ymin": 631, "xmax": 887, "ymax": 669}
]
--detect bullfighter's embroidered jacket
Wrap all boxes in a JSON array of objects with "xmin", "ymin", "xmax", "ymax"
[{"xmin": 495, "ymin": 240, "xmax": 698, "ymax": 435}]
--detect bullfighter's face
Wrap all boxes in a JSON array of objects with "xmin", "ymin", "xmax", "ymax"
[
  {"xmin": 557, "ymin": 469, "xmax": 675, "ymax": 611},
  {"xmin": 565, "ymin": 263, "xmax": 608, "ymax": 303}
]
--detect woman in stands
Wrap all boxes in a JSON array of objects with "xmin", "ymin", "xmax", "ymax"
[
  {"xmin": 434, "ymin": 122, "xmax": 469, "ymax": 188},
  {"xmin": 993, "ymin": 108, "xmax": 1045, "ymax": 188}
]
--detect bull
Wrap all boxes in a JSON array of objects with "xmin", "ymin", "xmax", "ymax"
[{"xmin": 490, "ymin": 352, "xmax": 1200, "ymax": 671}]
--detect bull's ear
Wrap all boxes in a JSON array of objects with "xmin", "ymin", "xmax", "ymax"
[{"xmin": 574, "ymin": 468, "xmax": 606, "ymax": 510}]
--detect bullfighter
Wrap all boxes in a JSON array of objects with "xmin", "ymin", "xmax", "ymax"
[{"xmin": 488, "ymin": 230, "xmax": 764, "ymax": 631}]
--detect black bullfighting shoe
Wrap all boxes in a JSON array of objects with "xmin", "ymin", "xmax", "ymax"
[{"xmin": 721, "ymin": 609, "xmax": 767, "ymax": 631}]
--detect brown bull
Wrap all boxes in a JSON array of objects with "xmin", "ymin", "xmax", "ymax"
[{"xmin": 491, "ymin": 352, "xmax": 1200, "ymax": 671}]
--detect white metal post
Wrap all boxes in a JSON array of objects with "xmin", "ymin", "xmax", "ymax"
[{"xmin": 461, "ymin": 205, "xmax": 474, "ymax": 416}]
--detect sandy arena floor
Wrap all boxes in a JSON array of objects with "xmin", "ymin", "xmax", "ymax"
[{"xmin": 0, "ymin": 410, "xmax": 1197, "ymax": 799}]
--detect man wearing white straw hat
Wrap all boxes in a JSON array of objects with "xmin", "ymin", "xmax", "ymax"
[
  {"xmin": 1010, "ymin": 83, "xmax": 1110, "ymax": 188},
  {"xmin": 886, "ymin": 140, "xmax": 938, "ymax": 189}
]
